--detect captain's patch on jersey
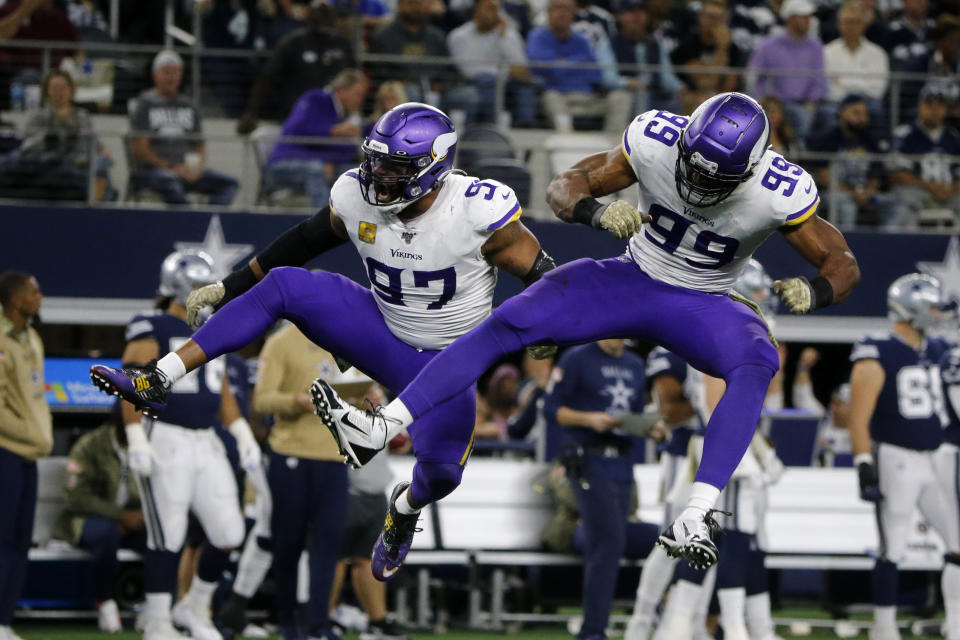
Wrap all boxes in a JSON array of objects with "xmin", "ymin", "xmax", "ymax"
[{"xmin": 358, "ymin": 222, "xmax": 377, "ymax": 244}]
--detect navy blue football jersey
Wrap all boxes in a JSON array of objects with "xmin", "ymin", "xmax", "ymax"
[
  {"xmin": 938, "ymin": 346, "xmax": 960, "ymax": 447},
  {"xmin": 645, "ymin": 346, "xmax": 703, "ymax": 456},
  {"xmin": 892, "ymin": 122, "xmax": 960, "ymax": 185},
  {"xmin": 125, "ymin": 311, "xmax": 226, "ymax": 429},
  {"xmin": 850, "ymin": 333, "xmax": 950, "ymax": 451}
]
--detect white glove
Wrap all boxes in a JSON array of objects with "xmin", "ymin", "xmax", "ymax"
[
  {"xmin": 186, "ymin": 281, "xmax": 225, "ymax": 328},
  {"xmin": 229, "ymin": 417, "xmax": 262, "ymax": 474},
  {"xmin": 526, "ymin": 344, "xmax": 557, "ymax": 360},
  {"xmin": 124, "ymin": 423, "xmax": 155, "ymax": 476},
  {"xmin": 597, "ymin": 201, "xmax": 653, "ymax": 239},
  {"xmin": 773, "ymin": 277, "xmax": 813, "ymax": 314}
]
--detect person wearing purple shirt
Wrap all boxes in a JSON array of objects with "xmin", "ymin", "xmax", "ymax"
[
  {"xmin": 746, "ymin": 0, "xmax": 825, "ymax": 141},
  {"xmin": 526, "ymin": 0, "xmax": 630, "ymax": 132},
  {"xmin": 264, "ymin": 69, "xmax": 368, "ymax": 208}
]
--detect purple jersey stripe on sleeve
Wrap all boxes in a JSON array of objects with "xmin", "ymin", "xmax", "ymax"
[
  {"xmin": 785, "ymin": 195, "xmax": 820, "ymax": 222},
  {"xmin": 346, "ymin": 170, "xmax": 360, "ymax": 180},
  {"xmin": 622, "ymin": 127, "xmax": 631, "ymax": 156},
  {"xmin": 487, "ymin": 202, "xmax": 522, "ymax": 231}
]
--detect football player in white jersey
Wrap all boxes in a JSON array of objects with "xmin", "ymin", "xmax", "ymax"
[
  {"xmin": 90, "ymin": 103, "xmax": 557, "ymax": 582},
  {"xmin": 311, "ymin": 91, "xmax": 860, "ymax": 571}
]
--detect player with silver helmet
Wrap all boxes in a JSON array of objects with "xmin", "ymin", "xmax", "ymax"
[
  {"xmin": 94, "ymin": 250, "xmax": 257, "ymax": 640},
  {"xmin": 848, "ymin": 272, "xmax": 960, "ymax": 640},
  {"xmin": 309, "ymin": 91, "xmax": 860, "ymax": 574},
  {"xmin": 90, "ymin": 103, "xmax": 557, "ymax": 595}
]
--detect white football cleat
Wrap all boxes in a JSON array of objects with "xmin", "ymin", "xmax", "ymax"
[
  {"xmin": 721, "ymin": 624, "xmax": 751, "ymax": 640},
  {"xmin": 98, "ymin": 599, "xmax": 123, "ymax": 633},
  {"xmin": 868, "ymin": 626, "xmax": 902, "ymax": 640},
  {"xmin": 656, "ymin": 509, "xmax": 725, "ymax": 570},
  {"xmin": 143, "ymin": 618, "xmax": 190, "ymax": 640},
  {"xmin": 624, "ymin": 614, "xmax": 652, "ymax": 640},
  {"xmin": 655, "ymin": 611, "xmax": 693, "ymax": 640},
  {"xmin": 310, "ymin": 378, "xmax": 388, "ymax": 468},
  {"xmin": 172, "ymin": 598, "xmax": 222, "ymax": 640}
]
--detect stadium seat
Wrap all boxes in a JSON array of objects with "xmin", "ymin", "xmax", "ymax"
[
  {"xmin": 543, "ymin": 132, "xmax": 615, "ymax": 179},
  {"xmin": 469, "ymin": 157, "xmax": 533, "ymax": 207},
  {"xmin": 457, "ymin": 124, "xmax": 517, "ymax": 175},
  {"xmin": 249, "ymin": 124, "xmax": 312, "ymax": 208}
]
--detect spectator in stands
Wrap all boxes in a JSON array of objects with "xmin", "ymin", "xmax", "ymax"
[
  {"xmin": 543, "ymin": 339, "xmax": 648, "ymax": 640},
  {"xmin": 16, "ymin": 69, "xmax": 116, "ymax": 202},
  {"xmin": 747, "ymin": 0, "xmax": 826, "ymax": 141},
  {"xmin": 0, "ymin": 0, "xmax": 77, "ymax": 73},
  {"xmin": 446, "ymin": 0, "xmax": 537, "ymax": 127},
  {"xmin": 237, "ymin": 0, "xmax": 356, "ymax": 134},
  {"xmin": 527, "ymin": 0, "xmax": 630, "ymax": 133},
  {"xmin": 367, "ymin": 0, "xmax": 479, "ymax": 126},
  {"xmin": 0, "ymin": 271, "xmax": 51, "ymax": 640},
  {"xmin": 886, "ymin": 0, "xmax": 934, "ymax": 69},
  {"xmin": 129, "ymin": 50, "xmax": 239, "ymax": 206},
  {"xmin": 899, "ymin": 14, "xmax": 960, "ymax": 128},
  {"xmin": 890, "ymin": 83, "xmax": 960, "ymax": 223},
  {"xmin": 761, "ymin": 94, "xmax": 798, "ymax": 154},
  {"xmin": 571, "ymin": 0, "xmax": 624, "ymax": 103},
  {"xmin": 53, "ymin": 420, "xmax": 146, "ymax": 634},
  {"xmin": 263, "ymin": 68, "xmax": 368, "ymax": 208},
  {"xmin": 611, "ymin": 0, "xmax": 685, "ymax": 115},
  {"xmin": 366, "ymin": 81, "xmax": 408, "ymax": 131},
  {"xmin": 729, "ymin": 0, "xmax": 779, "ymax": 55},
  {"xmin": 670, "ymin": 0, "xmax": 746, "ymax": 95},
  {"xmin": 197, "ymin": 0, "xmax": 262, "ymax": 119},
  {"xmin": 330, "ymin": 383, "xmax": 411, "ymax": 640},
  {"xmin": 821, "ymin": 0, "xmax": 889, "ymax": 132},
  {"xmin": 253, "ymin": 322, "xmax": 350, "ymax": 640},
  {"xmin": 807, "ymin": 93, "xmax": 902, "ymax": 228}
]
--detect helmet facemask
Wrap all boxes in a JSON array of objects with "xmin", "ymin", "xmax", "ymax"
[
  {"xmin": 359, "ymin": 144, "xmax": 429, "ymax": 208},
  {"xmin": 675, "ymin": 135, "xmax": 752, "ymax": 207}
]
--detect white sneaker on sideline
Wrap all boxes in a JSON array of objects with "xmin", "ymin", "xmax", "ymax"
[
  {"xmin": 624, "ymin": 614, "xmax": 651, "ymax": 640},
  {"xmin": 868, "ymin": 626, "xmax": 902, "ymax": 640},
  {"xmin": 98, "ymin": 599, "xmax": 123, "ymax": 633},
  {"xmin": 143, "ymin": 618, "xmax": 190, "ymax": 640},
  {"xmin": 172, "ymin": 598, "xmax": 222, "ymax": 640}
]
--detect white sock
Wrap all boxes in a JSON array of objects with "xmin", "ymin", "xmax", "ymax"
[
  {"xmin": 694, "ymin": 566, "xmax": 717, "ymax": 630},
  {"xmin": 633, "ymin": 545, "xmax": 676, "ymax": 621},
  {"xmin": 874, "ymin": 604, "xmax": 896, "ymax": 629},
  {"xmin": 156, "ymin": 352, "xmax": 186, "ymax": 385},
  {"xmin": 186, "ymin": 577, "xmax": 217, "ymax": 609},
  {"xmin": 943, "ymin": 562, "xmax": 960, "ymax": 639},
  {"xmin": 718, "ymin": 587, "xmax": 747, "ymax": 631},
  {"xmin": 682, "ymin": 482, "xmax": 721, "ymax": 518},
  {"xmin": 145, "ymin": 592, "xmax": 172, "ymax": 622},
  {"xmin": 297, "ymin": 551, "xmax": 310, "ymax": 604},
  {"xmin": 746, "ymin": 592, "xmax": 775, "ymax": 639},
  {"xmin": 233, "ymin": 540, "xmax": 273, "ymax": 599},
  {"xmin": 669, "ymin": 579, "xmax": 703, "ymax": 615},
  {"xmin": 383, "ymin": 398, "xmax": 414, "ymax": 439},
  {"xmin": 395, "ymin": 486, "xmax": 421, "ymax": 515}
]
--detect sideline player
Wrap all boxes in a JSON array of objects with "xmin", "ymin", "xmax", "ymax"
[
  {"xmin": 849, "ymin": 273, "xmax": 960, "ymax": 640},
  {"xmin": 117, "ymin": 251, "xmax": 258, "ymax": 640},
  {"xmin": 90, "ymin": 102, "xmax": 565, "ymax": 581},
  {"xmin": 311, "ymin": 91, "xmax": 860, "ymax": 570}
]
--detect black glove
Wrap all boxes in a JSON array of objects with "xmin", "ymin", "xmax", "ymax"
[{"xmin": 857, "ymin": 461, "xmax": 882, "ymax": 503}]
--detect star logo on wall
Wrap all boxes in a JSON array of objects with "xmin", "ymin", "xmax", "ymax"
[
  {"xmin": 174, "ymin": 215, "xmax": 254, "ymax": 280},
  {"xmin": 918, "ymin": 235, "xmax": 960, "ymax": 303}
]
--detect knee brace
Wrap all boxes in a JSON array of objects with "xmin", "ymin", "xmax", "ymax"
[{"xmin": 409, "ymin": 461, "xmax": 464, "ymax": 505}]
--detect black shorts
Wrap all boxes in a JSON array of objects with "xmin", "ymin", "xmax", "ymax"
[{"xmin": 340, "ymin": 491, "xmax": 388, "ymax": 559}]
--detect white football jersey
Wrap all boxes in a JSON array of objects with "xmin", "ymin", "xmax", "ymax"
[
  {"xmin": 622, "ymin": 109, "xmax": 821, "ymax": 293},
  {"xmin": 329, "ymin": 171, "xmax": 522, "ymax": 351}
]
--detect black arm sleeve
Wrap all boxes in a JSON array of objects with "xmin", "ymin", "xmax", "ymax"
[
  {"xmin": 506, "ymin": 386, "xmax": 546, "ymax": 440},
  {"xmin": 522, "ymin": 249, "xmax": 557, "ymax": 287},
  {"xmin": 220, "ymin": 206, "xmax": 347, "ymax": 305}
]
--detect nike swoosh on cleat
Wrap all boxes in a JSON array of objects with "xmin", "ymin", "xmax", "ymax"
[
  {"xmin": 381, "ymin": 566, "xmax": 399, "ymax": 578},
  {"xmin": 341, "ymin": 414, "xmax": 368, "ymax": 434}
]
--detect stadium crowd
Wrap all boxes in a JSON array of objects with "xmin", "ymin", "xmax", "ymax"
[{"xmin": 0, "ymin": 0, "xmax": 953, "ymax": 226}]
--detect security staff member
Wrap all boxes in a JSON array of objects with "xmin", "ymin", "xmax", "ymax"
[
  {"xmin": 544, "ymin": 339, "xmax": 647, "ymax": 640},
  {"xmin": 0, "ymin": 271, "xmax": 52, "ymax": 640},
  {"xmin": 253, "ymin": 322, "xmax": 366, "ymax": 640}
]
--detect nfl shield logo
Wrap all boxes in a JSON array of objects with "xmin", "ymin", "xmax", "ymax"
[{"xmin": 401, "ymin": 231, "xmax": 415, "ymax": 244}]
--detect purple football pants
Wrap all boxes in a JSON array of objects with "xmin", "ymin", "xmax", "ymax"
[
  {"xmin": 192, "ymin": 267, "xmax": 476, "ymax": 506},
  {"xmin": 398, "ymin": 256, "xmax": 780, "ymax": 490}
]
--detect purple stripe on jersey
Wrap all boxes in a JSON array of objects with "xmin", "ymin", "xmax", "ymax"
[
  {"xmin": 786, "ymin": 195, "xmax": 819, "ymax": 222},
  {"xmin": 345, "ymin": 170, "xmax": 360, "ymax": 180},
  {"xmin": 487, "ymin": 202, "xmax": 521, "ymax": 231},
  {"xmin": 622, "ymin": 127, "xmax": 631, "ymax": 156}
]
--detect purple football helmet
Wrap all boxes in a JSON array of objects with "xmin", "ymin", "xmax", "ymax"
[
  {"xmin": 676, "ymin": 92, "xmax": 770, "ymax": 207},
  {"xmin": 359, "ymin": 102, "xmax": 458, "ymax": 211}
]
